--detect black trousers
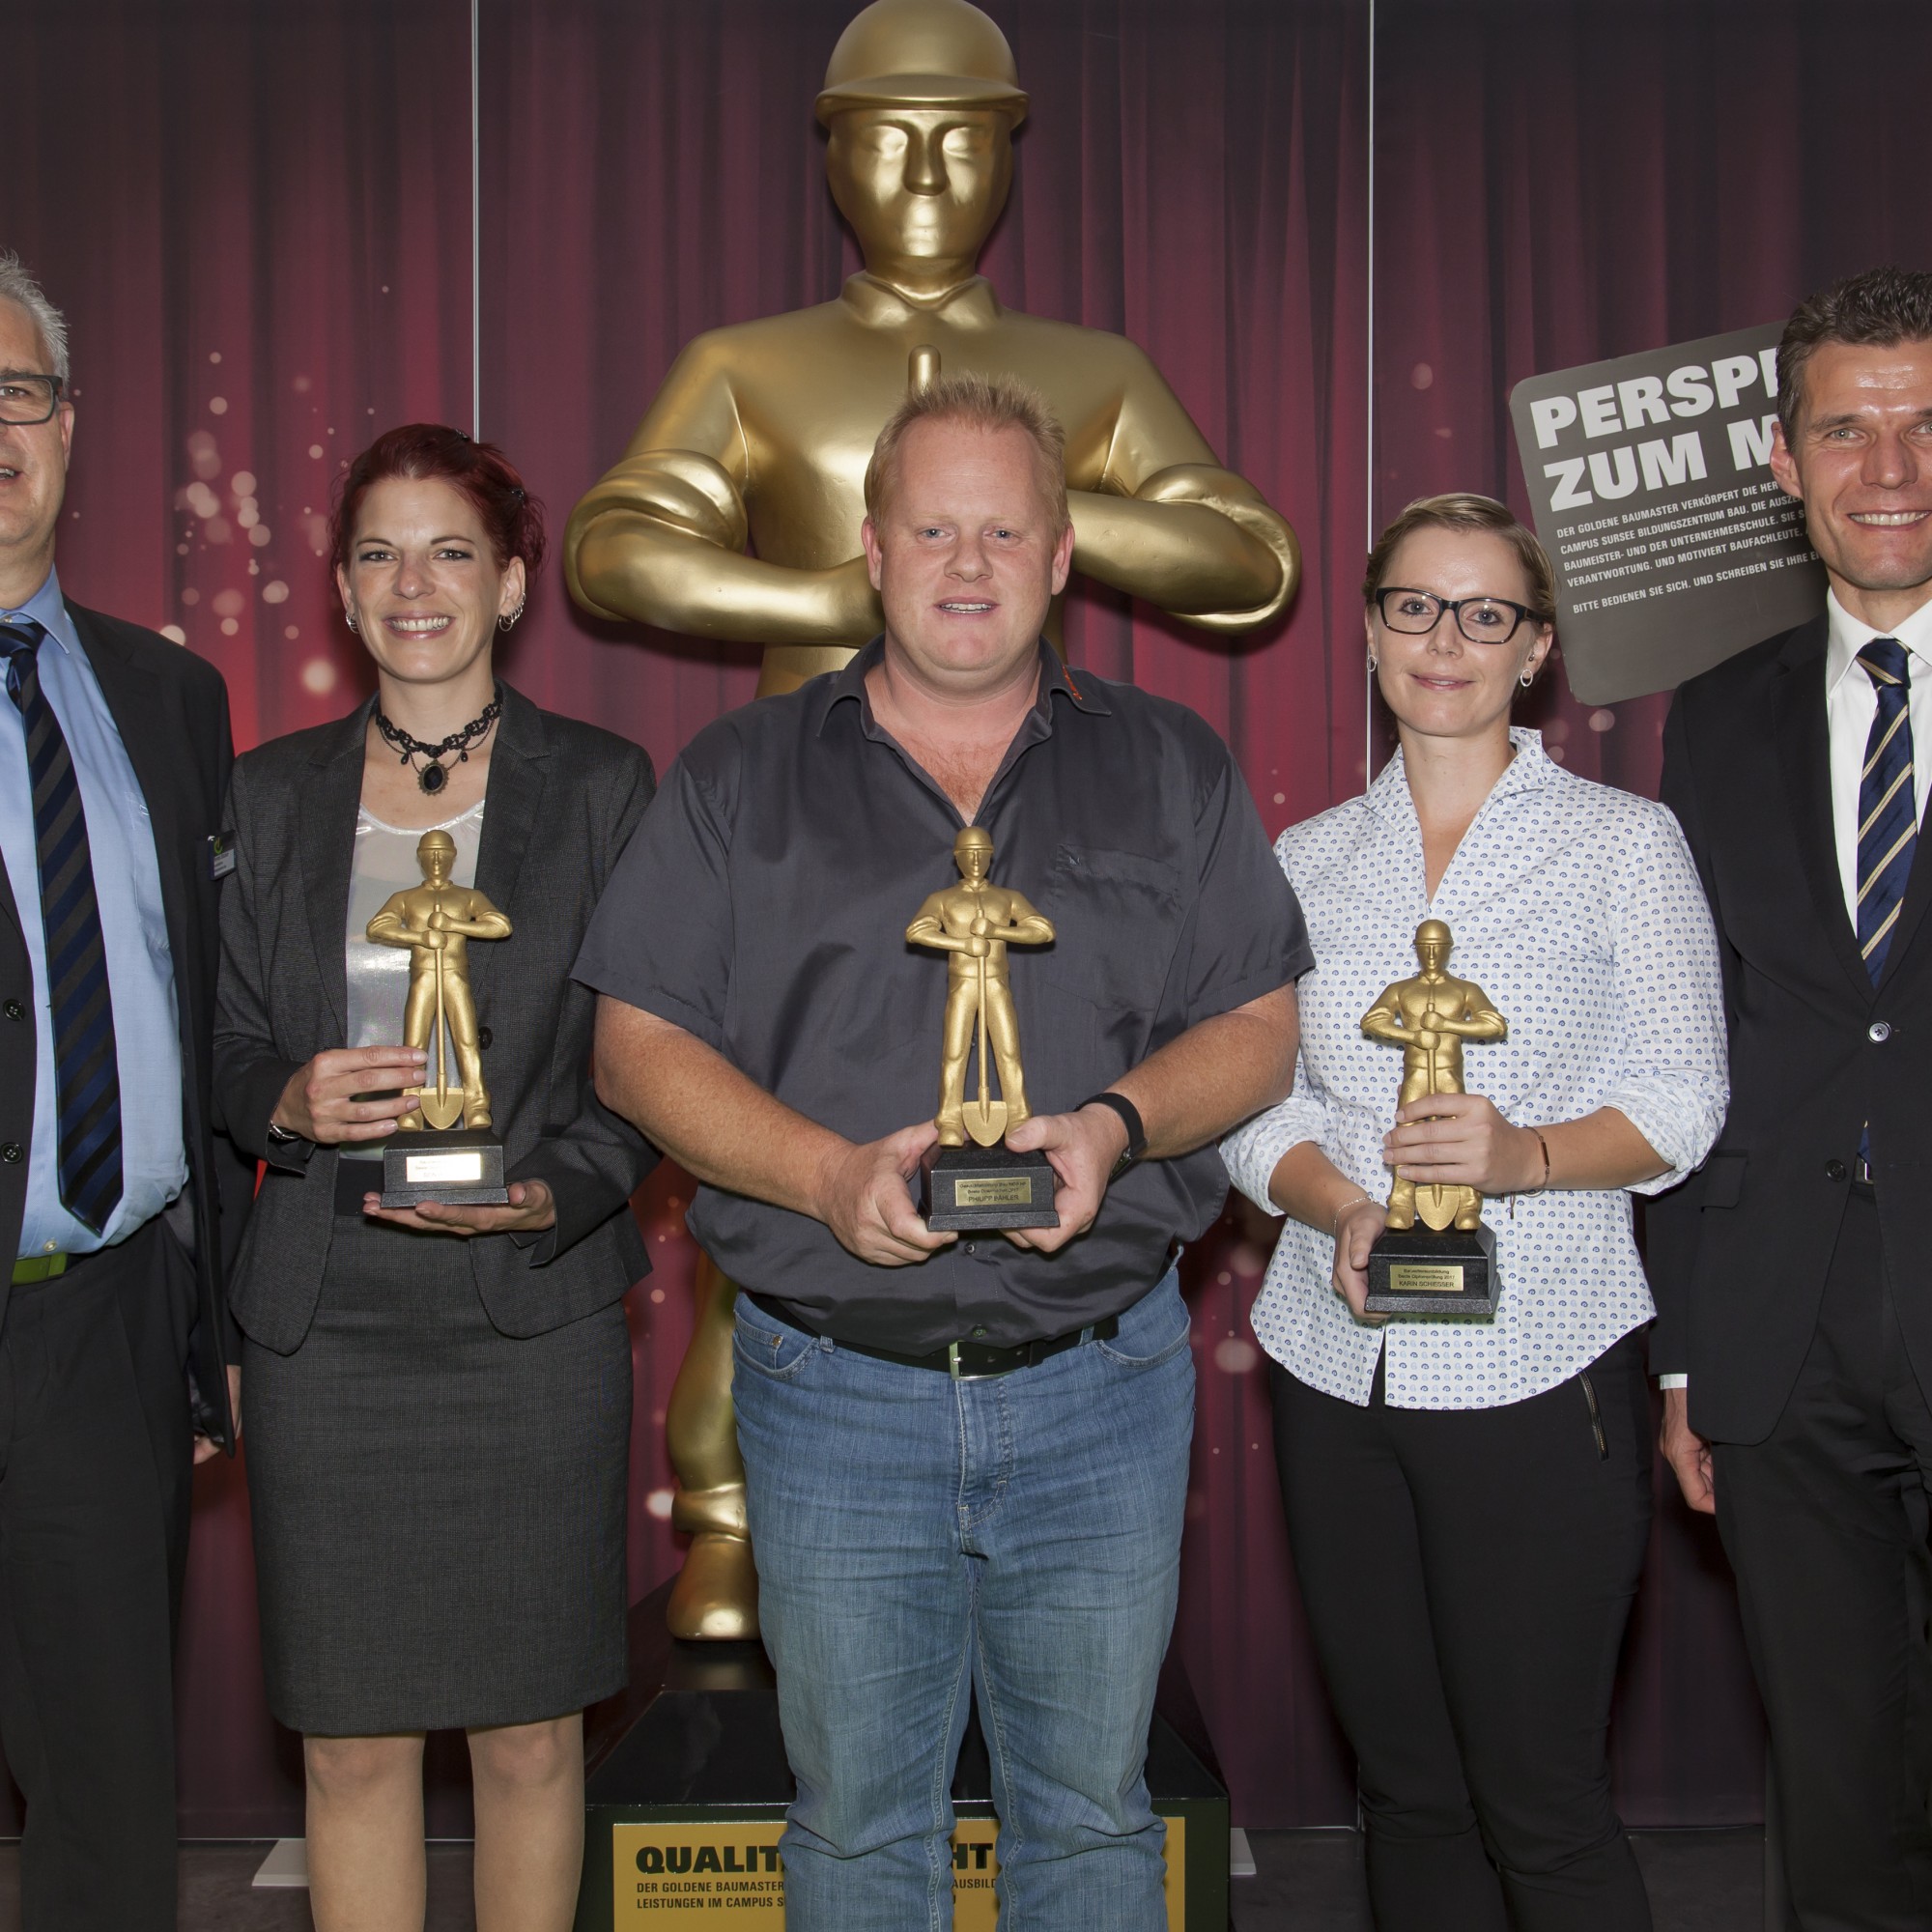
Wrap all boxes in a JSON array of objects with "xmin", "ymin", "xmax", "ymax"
[
  {"xmin": 1271, "ymin": 1331, "xmax": 1654, "ymax": 1932},
  {"xmin": 0, "ymin": 1219, "xmax": 193, "ymax": 1932},
  {"xmin": 1714, "ymin": 1185, "xmax": 1932, "ymax": 1932}
]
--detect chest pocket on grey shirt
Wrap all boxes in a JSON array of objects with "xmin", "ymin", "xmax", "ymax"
[{"xmin": 1036, "ymin": 842, "xmax": 1182, "ymax": 1019}]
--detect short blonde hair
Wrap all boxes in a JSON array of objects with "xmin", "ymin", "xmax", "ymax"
[
  {"xmin": 865, "ymin": 373, "xmax": 1069, "ymax": 531},
  {"xmin": 1364, "ymin": 493, "xmax": 1555, "ymax": 622}
]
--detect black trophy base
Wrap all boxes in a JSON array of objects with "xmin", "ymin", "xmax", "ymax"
[
  {"xmin": 576, "ymin": 1577, "xmax": 1229, "ymax": 1930},
  {"xmin": 921, "ymin": 1140, "xmax": 1059, "ymax": 1231},
  {"xmin": 1366, "ymin": 1219, "xmax": 1499, "ymax": 1316},
  {"xmin": 380, "ymin": 1125, "xmax": 509, "ymax": 1208}
]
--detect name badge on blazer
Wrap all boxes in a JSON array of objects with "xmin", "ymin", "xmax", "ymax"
[{"xmin": 207, "ymin": 832, "xmax": 236, "ymax": 882}]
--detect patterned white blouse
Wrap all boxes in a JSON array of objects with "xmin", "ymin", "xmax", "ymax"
[{"xmin": 1221, "ymin": 729, "xmax": 1727, "ymax": 1410}]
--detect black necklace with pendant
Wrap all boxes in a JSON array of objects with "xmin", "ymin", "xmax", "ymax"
[{"xmin": 375, "ymin": 685, "xmax": 504, "ymax": 795}]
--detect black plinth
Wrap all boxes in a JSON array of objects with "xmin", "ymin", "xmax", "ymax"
[
  {"xmin": 380, "ymin": 1125, "xmax": 508, "ymax": 1208},
  {"xmin": 577, "ymin": 1577, "xmax": 1228, "ymax": 1929},
  {"xmin": 921, "ymin": 1141, "xmax": 1059, "ymax": 1231},
  {"xmin": 1365, "ymin": 1219, "xmax": 1499, "ymax": 1316}
]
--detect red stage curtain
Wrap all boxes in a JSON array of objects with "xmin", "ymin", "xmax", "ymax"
[
  {"xmin": 11, "ymin": 0, "xmax": 1932, "ymax": 1844},
  {"xmin": 8, "ymin": 0, "xmax": 1370, "ymax": 1835}
]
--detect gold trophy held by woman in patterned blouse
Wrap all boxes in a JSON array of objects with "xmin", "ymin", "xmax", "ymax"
[{"xmin": 1360, "ymin": 918, "xmax": 1508, "ymax": 1314}]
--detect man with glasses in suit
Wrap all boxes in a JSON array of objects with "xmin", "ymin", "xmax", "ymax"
[{"xmin": 0, "ymin": 252, "xmax": 247, "ymax": 1932}]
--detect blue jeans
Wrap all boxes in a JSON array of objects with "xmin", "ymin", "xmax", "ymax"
[{"xmin": 732, "ymin": 1269, "xmax": 1195, "ymax": 1932}]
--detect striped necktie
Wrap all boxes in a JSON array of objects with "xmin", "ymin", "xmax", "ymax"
[
  {"xmin": 2, "ymin": 618, "xmax": 123, "ymax": 1234},
  {"xmin": 1857, "ymin": 638, "xmax": 1917, "ymax": 982}
]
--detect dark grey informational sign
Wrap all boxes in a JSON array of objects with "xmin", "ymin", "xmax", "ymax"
[{"xmin": 1509, "ymin": 323, "xmax": 1825, "ymax": 704}]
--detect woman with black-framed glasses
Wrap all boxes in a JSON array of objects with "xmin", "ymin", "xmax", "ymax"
[{"xmin": 1222, "ymin": 494, "xmax": 1727, "ymax": 1931}]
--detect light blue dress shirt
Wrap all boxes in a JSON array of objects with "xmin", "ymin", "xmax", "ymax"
[{"xmin": 1, "ymin": 568, "xmax": 187, "ymax": 1259}]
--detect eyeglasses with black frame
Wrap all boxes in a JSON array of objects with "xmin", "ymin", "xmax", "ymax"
[
  {"xmin": 1375, "ymin": 586, "xmax": 1541, "ymax": 645},
  {"xmin": 0, "ymin": 374, "xmax": 65, "ymax": 427}
]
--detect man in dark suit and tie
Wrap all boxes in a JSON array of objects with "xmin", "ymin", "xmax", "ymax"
[
  {"xmin": 1653, "ymin": 266, "xmax": 1932, "ymax": 1928},
  {"xmin": 0, "ymin": 253, "xmax": 247, "ymax": 1929}
]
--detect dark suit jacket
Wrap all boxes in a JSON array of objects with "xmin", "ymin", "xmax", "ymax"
[
  {"xmin": 1650, "ymin": 612, "xmax": 1932, "ymax": 1444},
  {"xmin": 0, "ymin": 601, "xmax": 252, "ymax": 1449},
  {"xmin": 213, "ymin": 682, "xmax": 655, "ymax": 1353}
]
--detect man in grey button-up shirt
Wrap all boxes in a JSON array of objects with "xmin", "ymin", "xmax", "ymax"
[{"xmin": 582, "ymin": 375, "xmax": 1304, "ymax": 1929}]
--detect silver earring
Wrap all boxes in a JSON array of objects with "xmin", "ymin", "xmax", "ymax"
[
  {"xmin": 1519, "ymin": 669, "xmax": 1534, "ymax": 689},
  {"xmin": 497, "ymin": 603, "xmax": 525, "ymax": 633},
  {"xmin": 1366, "ymin": 654, "xmax": 1378, "ymax": 672},
  {"xmin": 344, "ymin": 609, "xmax": 358, "ymax": 634}
]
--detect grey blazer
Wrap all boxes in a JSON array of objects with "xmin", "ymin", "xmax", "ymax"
[{"xmin": 214, "ymin": 682, "xmax": 655, "ymax": 1353}]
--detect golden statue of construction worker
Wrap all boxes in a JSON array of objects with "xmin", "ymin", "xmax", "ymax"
[
  {"xmin": 1361, "ymin": 920, "xmax": 1508, "ymax": 1236},
  {"xmin": 365, "ymin": 830, "xmax": 512, "ymax": 1131},
  {"xmin": 906, "ymin": 828, "xmax": 1054, "ymax": 1144},
  {"xmin": 567, "ymin": 0, "xmax": 1301, "ymax": 1638}
]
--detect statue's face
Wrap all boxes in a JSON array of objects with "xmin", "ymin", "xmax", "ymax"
[
  {"xmin": 956, "ymin": 832, "xmax": 992, "ymax": 879},
  {"xmin": 1416, "ymin": 937, "xmax": 1449, "ymax": 974},
  {"xmin": 419, "ymin": 836, "xmax": 455, "ymax": 884},
  {"xmin": 826, "ymin": 107, "xmax": 1012, "ymax": 270}
]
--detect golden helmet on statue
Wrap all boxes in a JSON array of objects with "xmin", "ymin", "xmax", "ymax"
[{"xmin": 815, "ymin": 0, "xmax": 1030, "ymax": 123}]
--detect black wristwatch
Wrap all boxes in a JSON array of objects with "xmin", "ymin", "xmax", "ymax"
[{"xmin": 1079, "ymin": 1092, "xmax": 1148, "ymax": 1178}]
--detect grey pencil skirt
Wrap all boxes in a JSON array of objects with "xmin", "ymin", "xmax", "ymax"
[{"xmin": 242, "ymin": 1207, "xmax": 633, "ymax": 1736}]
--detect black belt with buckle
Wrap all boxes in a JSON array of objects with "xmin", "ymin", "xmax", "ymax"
[{"xmin": 744, "ymin": 1291, "xmax": 1118, "ymax": 1380}]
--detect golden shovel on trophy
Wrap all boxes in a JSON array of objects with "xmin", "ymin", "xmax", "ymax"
[
  {"xmin": 411, "ymin": 914, "xmax": 469, "ymax": 1132},
  {"xmin": 959, "ymin": 915, "xmax": 1008, "ymax": 1148}
]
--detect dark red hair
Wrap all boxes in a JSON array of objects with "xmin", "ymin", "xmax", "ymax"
[{"xmin": 329, "ymin": 423, "xmax": 546, "ymax": 579}]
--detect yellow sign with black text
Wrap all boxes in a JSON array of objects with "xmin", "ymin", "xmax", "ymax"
[{"xmin": 613, "ymin": 1817, "xmax": 1185, "ymax": 1925}]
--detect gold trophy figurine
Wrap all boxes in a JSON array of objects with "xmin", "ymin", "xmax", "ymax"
[
  {"xmin": 907, "ymin": 828, "xmax": 1059, "ymax": 1227},
  {"xmin": 565, "ymin": 0, "xmax": 1301, "ymax": 1638},
  {"xmin": 365, "ymin": 829, "xmax": 514, "ymax": 1206},
  {"xmin": 1359, "ymin": 920, "xmax": 1508, "ymax": 1316}
]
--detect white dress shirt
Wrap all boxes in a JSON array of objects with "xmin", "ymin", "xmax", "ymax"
[
  {"xmin": 1221, "ymin": 730, "xmax": 1728, "ymax": 1410},
  {"xmin": 1825, "ymin": 588, "xmax": 1932, "ymax": 924}
]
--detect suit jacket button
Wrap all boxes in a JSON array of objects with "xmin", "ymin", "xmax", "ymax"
[
  {"xmin": 1825, "ymin": 1159, "xmax": 1847, "ymax": 1182},
  {"xmin": 477, "ymin": 1027, "xmax": 493, "ymax": 1050},
  {"xmin": 2, "ymin": 998, "xmax": 22, "ymax": 1021},
  {"xmin": 1869, "ymin": 1020, "xmax": 1892, "ymax": 1042},
  {"xmin": 0, "ymin": 1143, "xmax": 20, "ymax": 1164}
]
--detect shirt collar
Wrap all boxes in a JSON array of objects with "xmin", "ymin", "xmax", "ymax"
[
  {"xmin": 1365, "ymin": 726, "xmax": 1559, "ymax": 827},
  {"xmin": 1825, "ymin": 587, "xmax": 1932, "ymax": 696},
  {"xmin": 1, "ymin": 564, "xmax": 75, "ymax": 658},
  {"xmin": 838, "ymin": 272, "xmax": 1004, "ymax": 331},
  {"xmin": 814, "ymin": 636, "xmax": 1111, "ymax": 737}
]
